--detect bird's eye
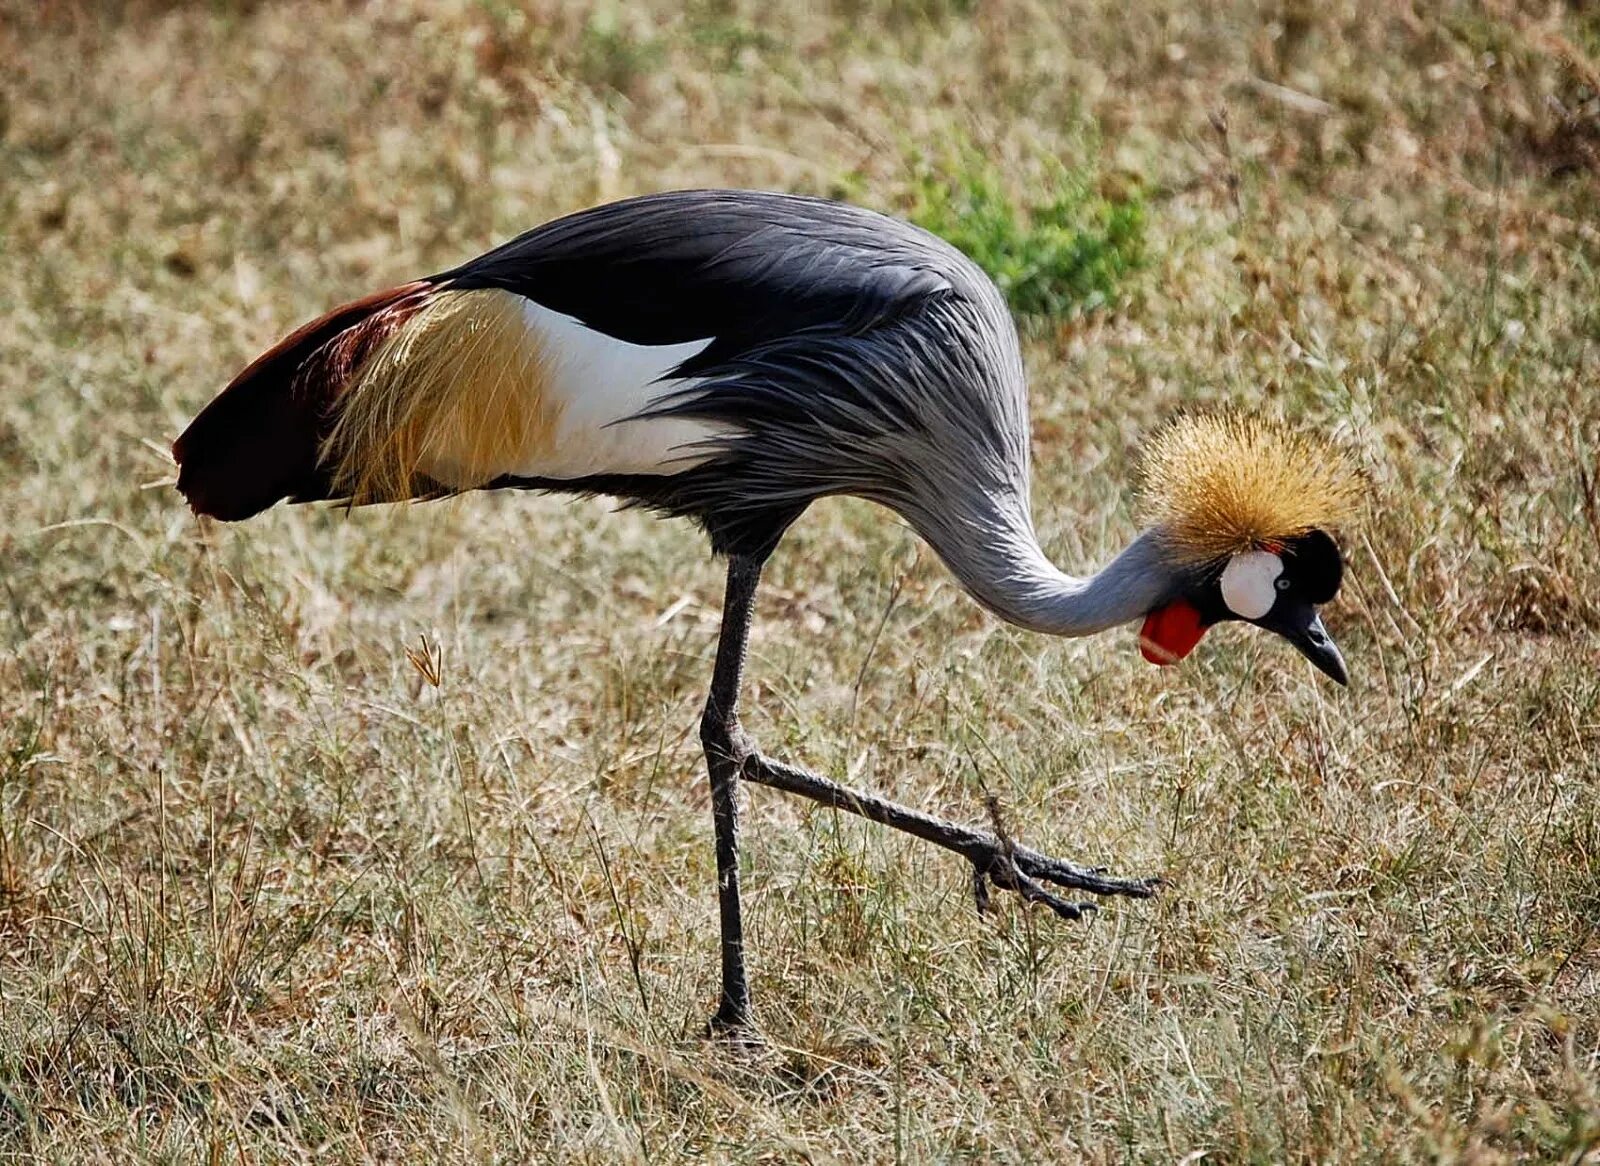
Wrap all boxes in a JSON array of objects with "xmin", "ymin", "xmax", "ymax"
[{"xmin": 1275, "ymin": 577, "xmax": 1292, "ymax": 592}]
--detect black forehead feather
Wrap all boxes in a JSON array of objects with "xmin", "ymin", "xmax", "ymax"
[{"xmin": 1281, "ymin": 529, "xmax": 1344, "ymax": 604}]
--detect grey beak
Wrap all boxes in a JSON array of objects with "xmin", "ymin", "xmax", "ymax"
[{"xmin": 1261, "ymin": 604, "xmax": 1349, "ymax": 686}]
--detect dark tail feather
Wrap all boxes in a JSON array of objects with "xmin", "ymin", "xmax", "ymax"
[{"xmin": 173, "ymin": 280, "xmax": 434, "ymax": 521}]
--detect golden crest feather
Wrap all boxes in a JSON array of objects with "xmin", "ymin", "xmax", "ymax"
[{"xmin": 1137, "ymin": 413, "xmax": 1362, "ymax": 565}]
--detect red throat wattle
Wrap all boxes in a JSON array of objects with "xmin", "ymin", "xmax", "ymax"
[{"xmin": 1139, "ymin": 599, "xmax": 1209, "ymax": 666}]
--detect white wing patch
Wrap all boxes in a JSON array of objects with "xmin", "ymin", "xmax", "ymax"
[
  {"xmin": 510, "ymin": 299, "xmax": 731, "ymax": 479},
  {"xmin": 1220, "ymin": 550, "xmax": 1284, "ymax": 620}
]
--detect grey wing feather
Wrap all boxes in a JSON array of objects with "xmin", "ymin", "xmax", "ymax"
[{"xmin": 443, "ymin": 189, "xmax": 969, "ymax": 373}]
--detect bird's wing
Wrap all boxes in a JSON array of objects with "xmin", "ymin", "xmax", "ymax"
[
  {"xmin": 440, "ymin": 189, "xmax": 958, "ymax": 376},
  {"xmin": 174, "ymin": 190, "xmax": 977, "ymax": 520}
]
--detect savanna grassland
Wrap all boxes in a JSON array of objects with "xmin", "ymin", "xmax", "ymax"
[{"xmin": 2, "ymin": 1, "xmax": 1599, "ymax": 1160}]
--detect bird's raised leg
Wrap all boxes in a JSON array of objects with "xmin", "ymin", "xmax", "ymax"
[
  {"xmin": 738, "ymin": 753, "xmax": 1159, "ymax": 916},
  {"xmin": 700, "ymin": 553, "xmax": 766, "ymax": 1036}
]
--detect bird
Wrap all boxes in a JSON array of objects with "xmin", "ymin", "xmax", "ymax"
[{"xmin": 173, "ymin": 188, "xmax": 1360, "ymax": 1035}]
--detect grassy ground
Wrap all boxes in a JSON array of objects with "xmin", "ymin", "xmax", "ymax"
[{"xmin": 2, "ymin": 1, "xmax": 1599, "ymax": 1160}]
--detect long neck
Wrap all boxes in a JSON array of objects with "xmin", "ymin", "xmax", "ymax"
[{"xmin": 900, "ymin": 488, "xmax": 1175, "ymax": 638}]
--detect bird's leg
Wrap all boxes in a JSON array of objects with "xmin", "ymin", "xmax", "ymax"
[
  {"xmin": 699, "ymin": 553, "xmax": 765, "ymax": 1037},
  {"xmin": 737, "ymin": 753, "xmax": 1158, "ymax": 914},
  {"xmin": 698, "ymin": 551, "xmax": 1154, "ymax": 1039}
]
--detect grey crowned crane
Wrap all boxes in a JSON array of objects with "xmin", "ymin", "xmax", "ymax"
[{"xmin": 174, "ymin": 189, "xmax": 1360, "ymax": 1034}]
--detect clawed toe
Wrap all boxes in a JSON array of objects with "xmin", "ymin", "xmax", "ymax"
[
  {"xmin": 972, "ymin": 853, "xmax": 1099, "ymax": 920},
  {"xmin": 967, "ymin": 830, "xmax": 1160, "ymax": 921}
]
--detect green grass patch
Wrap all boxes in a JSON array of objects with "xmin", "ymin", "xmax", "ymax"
[
  {"xmin": 905, "ymin": 145, "xmax": 1144, "ymax": 319},
  {"xmin": 577, "ymin": 8, "xmax": 664, "ymax": 97}
]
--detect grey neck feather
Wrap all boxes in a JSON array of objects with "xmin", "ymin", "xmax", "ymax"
[
  {"xmin": 858, "ymin": 291, "xmax": 1177, "ymax": 637},
  {"xmin": 893, "ymin": 486, "xmax": 1178, "ymax": 638}
]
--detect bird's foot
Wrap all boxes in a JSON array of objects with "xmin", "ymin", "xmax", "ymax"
[
  {"xmin": 970, "ymin": 851, "xmax": 1097, "ymax": 920},
  {"xmin": 986, "ymin": 837, "xmax": 1161, "ymax": 903},
  {"xmin": 967, "ymin": 793, "xmax": 1157, "ymax": 920},
  {"xmin": 964, "ymin": 844, "xmax": 1160, "ymax": 919},
  {"xmin": 704, "ymin": 1005, "xmax": 771, "ymax": 1057}
]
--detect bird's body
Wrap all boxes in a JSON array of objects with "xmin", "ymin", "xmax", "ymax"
[
  {"xmin": 178, "ymin": 191, "xmax": 1069, "ymax": 621},
  {"xmin": 175, "ymin": 189, "xmax": 1357, "ymax": 1035},
  {"xmin": 180, "ymin": 194, "xmax": 990, "ymax": 524}
]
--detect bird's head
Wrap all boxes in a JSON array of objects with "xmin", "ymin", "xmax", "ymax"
[{"xmin": 1133, "ymin": 414, "xmax": 1362, "ymax": 685}]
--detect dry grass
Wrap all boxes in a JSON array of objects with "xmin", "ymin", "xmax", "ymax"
[{"xmin": 2, "ymin": 0, "xmax": 1598, "ymax": 1161}]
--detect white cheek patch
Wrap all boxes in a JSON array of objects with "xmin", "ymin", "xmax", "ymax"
[{"xmin": 1220, "ymin": 551, "xmax": 1284, "ymax": 620}]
